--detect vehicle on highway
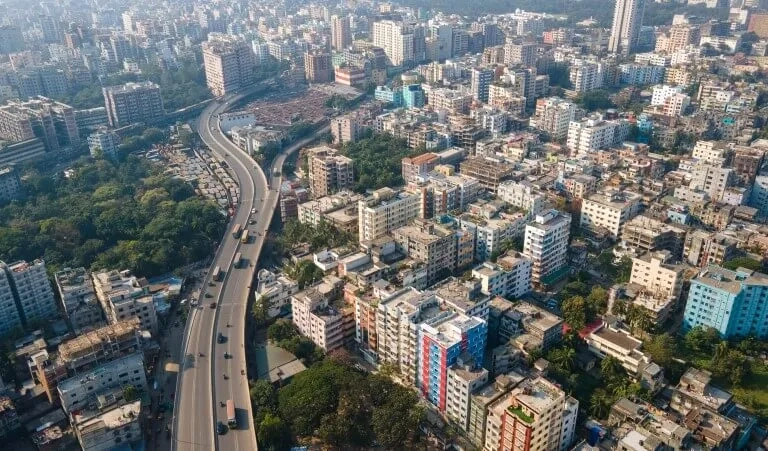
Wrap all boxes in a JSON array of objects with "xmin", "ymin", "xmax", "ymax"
[
  {"xmin": 209, "ymin": 302, "xmax": 217, "ymax": 309},
  {"xmin": 240, "ymin": 229, "xmax": 249, "ymax": 244},
  {"xmin": 251, "ymin": 207, "xmax": 256, "ymax": 214},
  {"xmin": 226, "ymin": 400, "xmax": 237, "ymax": 428},
  {"xmin": 273, "ymin": 168, "xmax": 281, "ymax": 176},
  {"xmin": 212, "ymin": 265, "xmax": 222, "ymax": 282},
  {"xmin": 249, "ymin": 219, "xmax": 255, "ymax": 224},
  {"xmin": 224, "ymin": 352, "xmax": 231, "ymax": 359},
  {"xmin": 217, "ymin": 421, "xmax": 228, "ymax": 435},
  {"xmin": 231, "ymin": 223, "xmax": 242, "ymax": 238},
  {"xmin": 217, "ymin": 333, "xmax": 226, "ymax": 343},
  {"xmin": 234, "ymin": 252, "xmax": 243, "ymax": 268}
]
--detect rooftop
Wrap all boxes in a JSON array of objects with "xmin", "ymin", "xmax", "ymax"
[
  {"xmin": 692, "ymin": 265, "xmax": 768, "ymax": 294},
  {"xmin": 73, "ymin": 400, "xmax": 141, "ymax": 434},
  {"xmin": 58, "ymin": 319, "xmax": 140, "ymax": 362}
]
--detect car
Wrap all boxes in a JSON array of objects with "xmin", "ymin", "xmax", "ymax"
[
  {"xmin": 174, "ymin": 321, "xmax": 180, "ymax": 327},
  {"xmin": 251, "ymin": 208, "xmax": 256, "ymax": 214},
  {"xmin": 249, "ymin": 219, "xmax": 255, "ymax": 224},
  {"xmin": 209, "ymin": 302, "xmax": 217, "ymax": 309},
  {"xmin": 217, "ymin": 333, "xmax": 226, "ymax": 343},
  {"xmin": 217, "ymin": 422, "xmax": 228, "ymax": 435},
  {"xmin": 224, "ymin": 352, "xmax": 231, "ymax": 359}
]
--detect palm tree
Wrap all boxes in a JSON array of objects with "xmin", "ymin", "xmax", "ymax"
[
  {"xmin": 590, "ymin": 388, "xmax": 612, "ymax": 419},
  {"xmin": 549, "ymin": 347, "xmax": 576, "ymax": 372}
]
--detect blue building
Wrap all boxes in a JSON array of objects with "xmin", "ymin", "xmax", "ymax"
[
  {"xmin": 683, "ymin": 265, "xmax": 768, "ymax": 338},
  {"xmin": 374, "ymin": 85, "xmax": 403, "ymax": 106},
  {"xmin": 636, "ymin": 113, "xmax": 652, "ymax": 144},
  {"xmin": 402, "ymin": 84, "xmax": 425, "ymax": 108}
]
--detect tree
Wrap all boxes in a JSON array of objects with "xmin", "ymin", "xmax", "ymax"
[
  {"xmin": 575, "ymin": 90, "xmax": 616, "ymax": 112},
  {"xmin": 258, "ymin": 413, "xmax": 292, "ymax": 451},
  {"xmin": 267, "ymin": 320, "xmax": 297, "ymax": 342},
  {"xmin": 122, "ymin": 385, "xmax": 139, "ymax": 402},
  {"xmin": 722, "ymin": 257, "xmax": 763, "ymax": 272},
  {"xmin": 250, "ymin": 379, "xmax": 277, "ymax": 424},
  {"xmin": 587, "ymin": 286, "xmax": 609, "ymax": 317},
  {"xmin": 600, "ymin": 356, "xmax": 625, "ymax": 384},
  {"xmin": 561, "ymin": 296, "xmax": 588, "ymax": 331},
  {"xmin": 643, "ymin": 333, "xmax": 675, "ymax": 366},
  {"xmin": 548, "ymin": 346, "xmax": 576, "ymax": 372},
  {"xmin": 684, "ymin": 326, "xmax": 720, "ymax": 354},
  {"xmin": 371, "ymin": 386, "xmax": 424, "ymax": 449},
  {"xmin": 589, "ymin": 388, "xmax": 612, "ymax": 419}
]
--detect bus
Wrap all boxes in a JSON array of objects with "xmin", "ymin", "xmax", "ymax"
[
  {"xmin": 212, "ymin": 266, "xmax": 222, "ymax": 281},
  {"xmin": 231, "ymin": 223, "xmax": 242, "ymax": 238},
  {"xmin": 234, "ymin": 252, "xmax": 242, "ymax": 268},
  {"xmin": 226, "ymin": 400, "xmax": 236, "ymax": 428},
  {"xmin": 240, "ymin": 229, "xmax": 249, "ymax": 244}
]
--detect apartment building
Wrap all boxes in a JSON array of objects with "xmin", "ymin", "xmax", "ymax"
[
  {"xmin": 291, "ymin": 278, "xmax": 348, "ymax": 352},
  {"xmin": 683, "ymin": 265, "xmax": 768, "ymax": 339},
  {"xmin": 487, "ymin": 377, "xmax": 568, "ymax": 451},
  {"xmin": 580, "ymin": 191, "xmax": 642, "ymax": 239},
  {"xmin": 86, "ymin": 128, "xmax": 120, "ymax": 160},
  {"xmin": 103, "ymin": 81, "xmax": 164, "ymax": 128},
  {"xmin": 630, "ymin": 250, "xmax": 686, "ymax": 302},
  {"xmin": 457, "ymin": 212, "xmax": 528, "ymax": 262},
  {"xmin": 530, "ymin": 97, "xmax": 582, "ymax": 141},
  {"xmin": 446, "ymin": 357, "xmax": 489, "ymax": 432},
  {"xmin": 683, "ymin": 230, "xmax": 738, "ymax": 268},
  {"xmin": 503, "ymin": 43, "xmax": 536, "ymax": 66},
  {"xmin": 0, "ymin": 97, "xmax": 79, "ymax": 152},
  {"xmin": 307, "ymin": 145, "xmax": 355, "ymax": 197},
  {"xmin": 372, "ymin": 20, "xmax": 417, "ymax": 66},
  {"xmin": 497, "ymin": 180, "xmax": 547, "ymax": 217},
  {"xmin": 54, "ymin": 267, "xmax": 105, "ymax": 333},
  {"xmin": 472, "ymin": 253, "xmax": 533, "ymax": 300},
  {"xmin": 202, "ymin": 33, "xmax": 255, "ymax": 97},
  {"xmin": 304, "ymin": 50, "xmax": 333, "ymax": 83},
  {"xmin": 331, "ymin": 15, "xmax": 351, "ymax": 51},
  {"xmin": 92, "ymin": 270, "xmax": 157, "ymax": 333},
  {"xmin": 471, "ymin": 67, "xmax": 494, "ymax": 103},
  {"xmin": 376, "ymin": 287, "xmax": 440, "ymax": 385},
  {"xmin": 0, "ymin": 260, "xmax": 58, "ymax": 333},
  {"xmin": 523, "ymin": 209, "xmax": 571, "ymax": 286},
  {"xmin": 331, "ymin": 114, "xmax": 365, "ymax": 145},
  {"xmin": 689, "ymin": 164, "xmax": 734, "ymax": 202},
  {"xmin": 468, "ymin": 374, "xmax": 524, "ymax": 447},
  {"xmin": 459, "ymin": 156, "xmax": 515, "ymax": 192},
  {"xmin": 569, "ymin": 60, "xmax": 603, "ymax": 92},
  {"xmin": 567, "ymin": 114, "xmax": 630, "ymax": 154},
  {"xmin": 428, "ymin": 88, "xmax": 473, "ymax": 114},
  {"xmin": 73, "ymin": 400, "xmax": 141, "ymax": 451},
  {"xmin": 393, "ymin": 220, "xmax": 460, "ymax": 286},
  {"xmin": 0, "ymin": 164, "xmax": 20, "ymax": 202},
  {"xmin": 418, "ymin": 312, "xmax": 488, "ymax": 412},
  {"xmin": 57, "ymin": 352, "xmax": 146, "ymax": 414},
  {"xmin": 402, "ymin": 152, "xmax": 440, "ymax": 184},
  {"xmin": 358, "ymin": 188, "xmax": 421, "ymax": 242},
  {"xmin": 492, "ymin": 299, "xmax": 564, "ymax": 352}
]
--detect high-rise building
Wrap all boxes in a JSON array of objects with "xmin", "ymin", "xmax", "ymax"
[
  {"xmin": 307, "ymin": 145, "xmax": 354, "ymax": 197},
  {"xmin": 566, "ymin": 114, "xmax": 631, "ymax": 154},
  {"xmin": 0, "ymin": 165, "xmax": 21, "ymax": 203},
  {"xmin": 331, "ymin": 15, "xmax": 352, "ymax": 51},
  {"xmin": 503, "ymin": 43, "xmax": 536, "ymax": 66},
  {"xmin": 202, "ymin": 33, "xmax": 256, "ymax": 97},
  {"xmin": 0, "ymin": 260, "xmax": 58, "ymax": 333},
  {"xmin": 0, "ymin": 97, "xmax": 80, "ymax": 152},
  {"xmin": 530, "ymin": 97, "xmax": 582, "ymax": 141},
  {"xmin": 358, "ymin": 188, "xmax": 421, "ymax": 242},
  {"xmin": 304, "ymin": 50, "xmax": 333, "ymax": 83},
  {"xmin": 689, "ymin": 164, "xmax": 734, "ymax": 202},
  {"xmin": 580, "ymin": 191, "xmax": 642, "ymax": 239},
  {"xmin": 87, "ymin": 128, "xmax": 120, "ymax": 160},
  {"xmin": 393, "ymin": 220, "xmax": 459, "ymax": 286},
  {"xmin": 472, "ymin": 254, "xmax": 533, "ymax": 300},
  {"xmin": 684, "ymin": 266, "xmax": 768, "ymax": 339},
  {"xmin": 54, "ymin": 267, "xmax": 106, "ymax": 334},
  {"xmin": 418, "ymin": 312, "xmax": 487, "ymax": 412},
  {"xmin": 471, "ymin": 67, "xmax": 494, "ymax": 102},
  {"xmin": 92, "ymin": 269, "xmax": 158, "ymax": 333},
  {"xmin": 523, "ymin": 210, "xmax": 570, "ymax": 286},
  {"xmin": 569, "ymin": 60, "xmax": 603, "ymax": 93},
  {"xmin": 102, "ymin": 81, "xmax": 164, "ymax": 128},
  {"xmin": 331, "ymin": 114, "xmax": 365, "ymax": 145},
  {"xmin": 608, "ymin": 0, "xmax": 646, "ymax": 55},
  {"xmin": 372, "ymin": 20, "xmax": 417, "ymax": 66}
]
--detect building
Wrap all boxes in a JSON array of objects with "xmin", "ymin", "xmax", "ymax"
[
  {"xmin": 492, "ymin": 377, "xmax": 568, "ymax": 451},
  {"xmin": 102, "ymin": 82, "xmax": 164, "ymax": 128},
  {"xmin": 523, "ymin": 210, "xmax": 571, "ymax": 286},
  {"xmin": 585, "ymin": 321, "xmax": 664, "ymax": 389},
  {"xmin": 750, "ymin": 174, "xmax": 768, "ymax": 218},
  {"xmin": 530, "ymin": 97, "xmax": 582, "ymax": 141},
  {"xmin": 683, "ymin": 231, "xmax": 737, "ymax": 268},
  {"xmin": 0, "ymin": 164, "xmax": 21, "ymax": 202},
  {"xmin": 358, "ymin": 188, "xmax": 421, "ymax": 242},
  {"xmin": 92, "ymin": 270, "xmax": 157, "ymax": 333},
  {"xmin": 291, "ymin": 278, "xmax": 349, "ymax": 352},
  {"xmin": 569, "ymin": 60, "xmax": 603, "ymax": 93},
  {"xmin": 0, "ymin": 97, "xmax": 80, "ymax": 152},
  {"xmin": 402, "ymin": 152, "xmax": 440, "ymax": 184},
  {"xmin": 446, "ymin": 356, "xmax": 489, "ymax": 431},
  {"xmin": 331, "ymin": 15, "xmax": 352, "ymax": 51},
  {"xmin": 73, "ymin": 400, "xmax": 141, "ymax": 451},
  {"xmin": 307, "ymin": 146, "xmax": 354, "ymax": 197},
  {"xmin": 0, "ymin": 396, "xmax": 19, "ymax": 440},
  {"xmin": 748, "ymin": 13, "xmax": 768, "ymax": 39},
  {"xmin": 459, "ymin": 156, "xmax": 515, "ymax": 192},
  {"xmin": 567, "ymin": 114, "xmax": 630, "ymax": 154},
  {"xmin": 497, "ymin": 181, "xmax": 547, "ymax": 216},
  {"xmin": 418, "ymin": 312, "xmax": 487, "ymax": 412},
  {"xmin": 629, "ymin": 250, "xmax": 686, "ymax": 302},
  {"xmin": 608, "ymin": 0, "xmax": 645, "ymax": 55},
  {"xmin": 87, "ymin": 128, "xmax": 120, "ymax": 160},
  {"xmin": 394, "ymin": 221, "xmax": 459, "ymax": 286},
  {"xmin": 503, "ymin": 43, "xmax": 536, "ymax": 66},
  {"xmin": 0, "ymin": 260, "xmax": 58, "ymax": 333},
  {"xmin": 202, "ymin": 33, "xmax": 255, "ymax": 97},
  {"xmin": 471, "ymin": 68, "xmax": 494, "ymax": 103},
  {"xmin": 467, "ymin": 374, "xmax": 523, "ymax": 447},
  {"xmin": 304, "ymin": 50, "xmax": 333, "ymax": 83},
  {"xmin": 57, "ymin": 352, "xmax": 146, "ymax": 414},
  {"xmin": 689, "ymin": 164, "xmax": 733, "ymax": 202},
  {"xmin": 580, "ymin": 191, "xmax": 642, "ymax": 239},
  {"xmin": 683, "ymin": 265, "xmax": 768, "ymax": 339},
  {"xmin": 472, "ymin": 254, "xmax": 533, "ymax": 300},
  {"xmin": 331, "ymin": 114, "xmax": 365, "ymax": 145},
  {"xmin": 489, "ymin": 298, "xmax": 564, "ymax": 353},
  {"xmin": 372, "ymin": 20, "xmax": 417, "ymax": 66},
  {"xmin": 54, "ymin": 267, "xmax": 105, "ymax": 334}
]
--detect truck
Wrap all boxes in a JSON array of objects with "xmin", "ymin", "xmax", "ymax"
[
  {"xmin": 234, "ymin": 252, "xmax": 242, "ymax": 268},
  {"xmin": 231, "ymin": 223, "xmax": 242, "ymax": 239},
  {"xmin": 212, "ymin": 266, "xmax": 222, "ymax": 282},
  {"xmin": 272, "ymin": 167, "xmax": 281, "ymax": 177},
  {"xmin": 226, "ymin": 400, "xmax": 237, "ymax": 428},
  {"xmin": 240, "ymin": 229, "xmax": 249, "ymax": 244}
]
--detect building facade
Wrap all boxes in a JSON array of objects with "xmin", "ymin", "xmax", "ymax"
[{"xmin": 103, "ymin": 81, "xmax": 164, "ymax": 128}]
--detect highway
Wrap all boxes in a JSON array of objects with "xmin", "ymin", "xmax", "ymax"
[{"xmin": 173, "ymin": 89, "xmax": 328, "ymax": 451}]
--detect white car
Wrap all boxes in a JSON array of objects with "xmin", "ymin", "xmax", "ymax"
[{"xmin": 251, "ymin": 208, "xmax": 256, "ymax": 214}]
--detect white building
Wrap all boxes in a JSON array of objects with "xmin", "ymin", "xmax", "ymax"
[
  {"xmin": 584, "ymin": 322, "xmax": 663, "ymax": 390},
  {"xmin": 608, "ymin": 0, "xmax": 645, "ymax": 55},
  {"xmin": 87, "ymin": 129, "xmax": 120, "ymax": 160},
  {"xmin": 629, "ymin": 250, "xmax": 686, "ymax": 302},
  {"xmin": 580, "ymin": 191, "xmax": 643, "ymax": 239},
  {"xmin": 92, "ymin": 270, "xmax": 157, "ymax": 333},
  {"xmin": 567, "ymin": 114, "xmax": 630, "ymax": 154},
  {"xmin": 691, "ymin": 141, "xmax": 727, "ymax": 165},
  {"xmin": 445, "ymin": 357, "xmax": 489, "ymax": 432},
  {"xmin": 651, "ymin": 84, "xmax": 684, "ymax": 106},
  {"xmin": 530, "ymin": 97, "xmax": 581, "ymax": 141},
  {"xmin": 73, "ymin": 400, "xmax": 142, "ymax": 451},
  {"xmin": 57, "ymin": 352, "xmax": 146, "ymax": 414},
  {"xmin": 255, "ymin": 269, "xmax": 298, "ymax": 318},
  {"xmin": 0, "ymin": 259, "xmax": 58, "ymax": 331},
  {"xmin": 496, "ymin": 180, "xmax": 547, "ymax": 217},
  {"xmin": 523, "ymin": 209, "xmax": 571, "ymax": 285},
  {"xmin": 54, "ymin": 267, "xmax": 105, "ymax": 333},
  {"xmin": 358, "ymin": 188, "xmax": 420, "ymax": 243},
  {"xmin": 689, "ymin": 164, "xmax": 733, "ymax": 202},
  {"xmin": 569, "ymin": 60, "xmax": 603, "ymax": 92},
  {"xmin": 372, "ymin": 20, "xmax": 416, "ymax": 66},
  {"xmin": 290, "ymin": 282, "xmax": 346, "ymax": 353},
  {"xmin": 472, "ymin": 253, "xmax": 533, "ymax": 300}
]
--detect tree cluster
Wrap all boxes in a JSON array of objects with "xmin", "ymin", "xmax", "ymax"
[
  {"xmin": 252, "ymin": 358, "xmax": 424, "ymax": 450},
  {"xmin": 342, "ymin": 133, "xmax": 424, "ymax": 192},
  {"xmin": 575, "ymin": 90, "xmax": 616, "ymax": 112},
  {"xmin": 683, "ymin": 326, "xmax": 754, "ymax": 387},
  {"xmin": 0, "ymin": 157, "xmax": 227, "ymax": 277},
  {"xmin": 278, "ymin": 220, "xmax": 353, "ymax": 254},
  {"xmin": 560, "ymin": 284, "xmax": 608, "ymax": 331},
  {"xmin": 267, "ymin": 320, "xmax": 323, "ymax": 365}
]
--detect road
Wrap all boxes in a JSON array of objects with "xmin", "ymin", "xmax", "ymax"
[{"xmin": 173, "ymin": 88, "xmax": 328, "ymax": 451}]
